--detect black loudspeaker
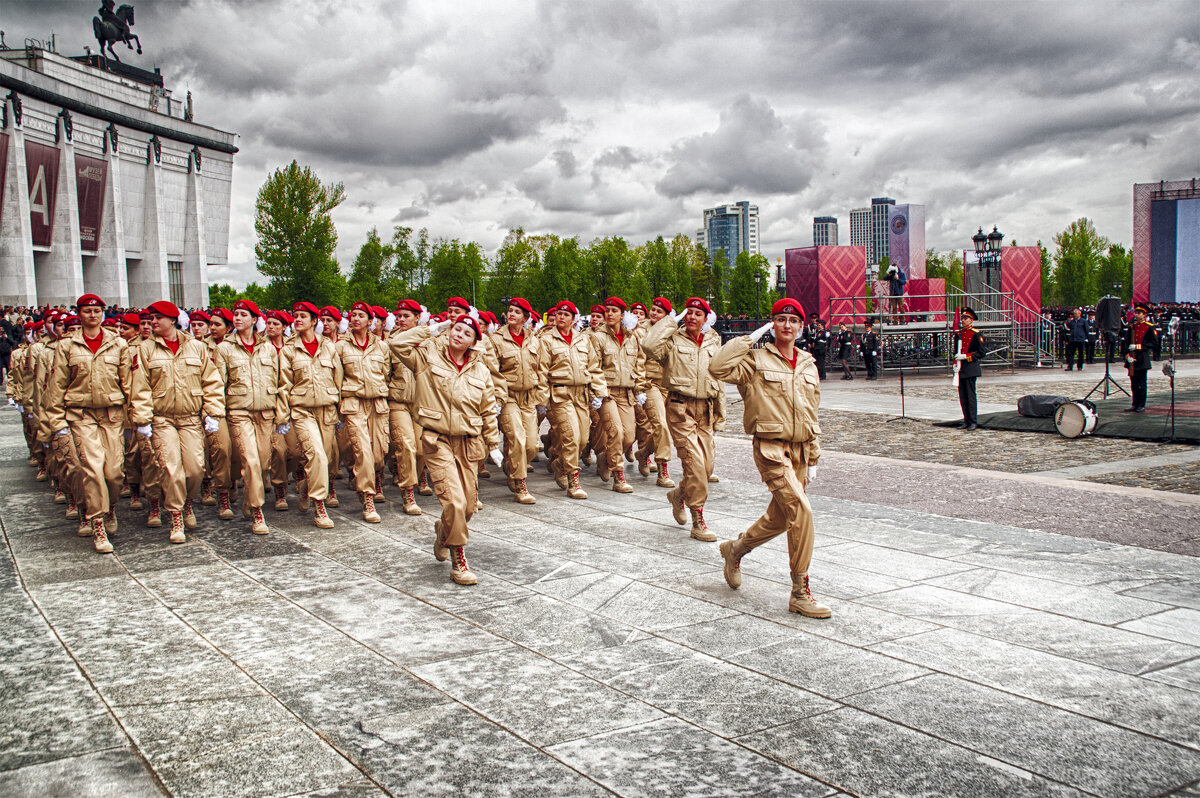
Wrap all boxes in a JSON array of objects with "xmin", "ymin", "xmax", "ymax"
[{"xmin": 1095, "ymin": 296, "xmax": 1123, "ymax": 334}]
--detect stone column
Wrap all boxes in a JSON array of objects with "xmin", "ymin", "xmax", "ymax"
[
  {"xmin": 82, "ymin": 131, "xmax": 129, "ymax": 305},
  {"xmin": 0, "ymin": 105, "xmax": 38, "ymax": 306},
  {"xmin": 36, "ymin": 123, "xmax": 84, "ymax": 307},
  {"xmin": 182, "ymin": 153, "xmax": 209, "ymax": 308},
  {"xmin": 127, "ymin": 153, "xmax": 168, "ymax": 307}
]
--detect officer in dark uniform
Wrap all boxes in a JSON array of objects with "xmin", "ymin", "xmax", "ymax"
[
  {"xmin": 1122, "ymin": 303, "xmax": 1159, "ymax": 413},
  {"xmin": 809, "ymin": 317, "xmax": 831, "ymax": 380},
  {"xmin": 955, "ymin": 307, "xmax": 985, "ymax": 430},
  {"xmin": 1085, "ymin": 310, "xmax": 1098, "ymax": 364},
  {"xmin": 837, "ymin": 322, "xmax": 854, "ymax": 380},
  {"xmin": 860, "ymin": 319, "xmax": 880, "ymax": 380}
]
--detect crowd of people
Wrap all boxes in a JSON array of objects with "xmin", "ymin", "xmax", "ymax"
[{"xmin": 3, "ymin": 293, "xmax": 830, "ymax": 617}]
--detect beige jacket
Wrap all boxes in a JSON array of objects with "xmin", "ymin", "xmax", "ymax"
[
  {"xmin": 636, "ymin": 320, "xmax": 664, "ymax": 388},
  {"xmin": 537, "ymin": 325, "xmax": 607, "ymax": 405},
  {"xmin": 594, "ymin": 324, "xmax": 644, "ymax": 390},
  {"xmin": 489, "ymin": 324, "xmax": 544, "ymax": 397},
  {"xmin": 708, "ymin": 335, "xmax": 821, "ymax": 464},
  {"xmin": 214, "ymin": 334, "xmax": 286, "ymax": 418},
  {"xmin": 641, "ymin": 317, "xmax": 722, "ymax": 399},
  {"xmin": 130, "ymin": 331, "xmax": 225, "ymax": 424},
  {"xmin": 389, "ymin": 326, "xmax": 501, "ymax": 449},
  {"xmin": 6, "ymin": 344, "xmax": 29, "ymax": 404},
  {"xmin": 43, "ymin": 329, "xmax": 132, "ymax": 433},
  {"xmin": 335, "ymin": 333, "xmax": 390, "ymax": 401},
  {"xmin": 278, "ymin": 335, "xmax": 342, "ymax": 422}
]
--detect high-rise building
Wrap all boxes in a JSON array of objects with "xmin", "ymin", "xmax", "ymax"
[
  {"xmin": 870, "ymin": 197, "xmax": 896, "ymax": 266},
  {"xmin": 695, "ymin": 201, "xmax": 759, "ymax": 260},
  {"xmin": 813, "ymin": 216, "xmax": 838, "ymax": 246},
  {"xmin": 849, "ymin": 207, "xmax": 870, "ymax": 260}
]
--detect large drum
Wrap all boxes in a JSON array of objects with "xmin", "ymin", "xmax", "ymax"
[{"xmin": 1055, "ymin": 399, "xmax": 1098, "ymax": 439}]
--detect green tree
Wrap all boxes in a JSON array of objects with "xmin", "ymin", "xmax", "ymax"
[
  {"xmin": 584, "ymin": 237, "xmax": 636, "ymax": 304},
  {"xmin": 425, "ymin": 238, "xmax": 487, "ymax": 310},
  {"xmin": 345, "ymin": 228, "xmax": 392, "ymax": 307},
  {"xmin": 666, "ymin": 234, "xmax": 697, "ymax": 303},
  {"xmin": 1095, "ymin": 243, "xmax": 1133, "ymax": 302},
  {"xmin": 727, "ymin": 251, "xmax": 775, "ymax": 316},
  {"xmin": 485, "ymin": 228, "xmax": 539, "ymax": 312},
  {"xmin": 530, "ymin": 236, "xmax": 584, "ymax": 314},
  {"xmin": 253, "ymin": 160, "xmax": 347, "ymax": 307},
  {"xmin": 1037, "ymin": 240, "xmax": 1056, "ymax": 306},
  {"xmin": 207, "ymin": 283, "xmax": 241, "ymax": 308},
  {"xmin": 925, "ymin": 250, "xmax": 964, "ymax": 292},
  {"xmin": 638, "ymin": 236, "xmax": 673, "ymax": 300},
  {"xmin": 383, "ymin": 226, "xmax": 421, "ymax": 301},
  {"xmin": 1053, "ymin": 218, "xmax": 1108, "ymax": 306},
  {"xmin": 708, "ymin": 249, "xmax": 729, "ymax": 314},
  {"xmin": 877, "ymin": 255, "xmax": 890, "ymax": 280}
]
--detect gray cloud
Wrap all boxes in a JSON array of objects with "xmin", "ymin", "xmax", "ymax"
[{"xmin": 392, "ymin": 205, "xmax": 429, "ymax": 222}]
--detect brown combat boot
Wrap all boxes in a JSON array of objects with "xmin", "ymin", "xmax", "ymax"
[
  {"xmin": 296, "ymin": 473, "xmax": 310, "ymax": 511},
  {"xmin": 326, "ymin": 487, "xmax": 340, "ymax": 508},
  {"xmin": 35, "ymin": 467, "xmax": 47, "ymax": 482},
  {"xmin": 361, "ymin": 492, "xmax": 381, "ymax": 523},
  {"xmin": 147, "ymin": 498, "xmax": 162, "ymax": 528},
  {"xmin": 417, "ymin": 472, "xmax": 433, "ymax": 496},
  {"xmin": 719, "ymin": 537, "xmax": 747, "ymax": 589},
  {"xmin": 580, "ymin": 444, "xmax": 593, "ymax": 466},
  {"xmin": 708, "ymin": 474, "xmax": 720, "ymax": 483},
  {"xmin": 789, "ymin": 573, "xmax": 831, "ymax": 618},
  {"xmin": 552, "ymin": 459, "xmax": 568, "ymax": 490},
  {"xmin": 92, "ymin": 518, "xmax": 113, "ymax": 554},
  {"xmin": 450, "ymin": 546, "xmax": 477, "ymax": 585},
  {"xmin": 119, "ymin": 481, "xmax": 131, "ymax": 498},
  {"xmin": 168, "ymin": 511, "xmax": 186, "ymax": 543},
  {"xmin": 656, "ymin": 461, "xmax": 676, "ymax": 488},
  {"xmin": 689, "ymin": 506, "xmax": 716, "ymax": 542},
  {"xmin": 313, "ymin": 499, "xmax": 334, "ymax": 529},
  {"xmin": 250, "ymin": 506, "xmax": 269, "ymax": 535},
  {"xmin": 200, "ymin": 479, "xmax": 216, "ymax": 506},
  {"xmin": 638, "ymin": 455, "xmax": 651, "ymax": 477},
  {"xmin": 401, "ymin": 486, "xmax": 422, "ymax": 515},
  {"xmin": 667, "ymin": 487, "xmax": 687, "ymax": 526},
  {"xmin": 65, "ymin": 494, "xmax": 79, "ymax": 520},
  {"xmin": 373, "ymin": 476, "xmax": 387, "ymax": 502},
  {"xmin": 54, "ymin": 485, "xmax": 66, "ymax": 504},
  {"xmin": 513, "ymin": 478, "xmax": 536, "ymax": 504},
  {"xmin": 273, "ymin": 484, "xmax": 288, "ymax": 511},
  {"xmin": 612, "ymin": 468, "xmax": 634, "ymax": 493},
  {"xmin": 478, "ymin": 462, "xmax": 490, "ymax": 479},
  {"xmin": 104, "ymin": 510, "xmax": 118, "ymax": 534},
  {"xmin": 217, "ymin": 491, "xmax": 234, "ymax": 520},
  {"xmin": 182, "ymin": 500, "xmax": 197, "ymax": 529},
  {"xmin": 566, "ymin": 470, "xmax": 588, "ymax": 500},
  {"xmin": 129, "ymin": 484, "xmax": 144, "ymax": 511},
  {"xmin": 433, "ymin": 520, "xmax": 449, "ymax": 562}
]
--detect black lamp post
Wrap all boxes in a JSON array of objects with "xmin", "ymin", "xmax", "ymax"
[
  {"xmin": 754, "ymin": 268, "xmax": 764, "ymax": 318},
  {"xmin": 972, "ymin": 225, "xmax": 1003, "ymax": 302}
]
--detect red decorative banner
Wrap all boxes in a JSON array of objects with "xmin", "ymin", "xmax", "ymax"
[
  {"xmin": 0, "ymin": 134, "xmax": 8, "ymax": 232},
  {"xmin": 25, "ymin": 140, "xmax": 60, "ymax": 247},
  {"xmin": 75, "ymin": 154, "xmax": 108, "ymax": 251}
]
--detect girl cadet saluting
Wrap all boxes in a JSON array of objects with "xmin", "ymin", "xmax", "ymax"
[
  {"xmin": 214, "ymin": 300, "xmax": 287, "ymax": 536},
  {"xmin": 389, "ymin": 315, "xmax": 503, "ymax": 586},
  {"xmin": 336, "ymin": 301, "xmax": 392, "ymax": 523},
  {"xmin": 129, "ymin": 301, "xmax": 225, "ymax": 544}
]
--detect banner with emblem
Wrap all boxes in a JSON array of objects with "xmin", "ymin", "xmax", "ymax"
[
  {"xmin": 25, "ymin": 140, "xmax": 60, "ymax": 247},
  {"xmin": 0, "ymin": 133, "xmax": 8, "ymax": 230},
  {"xmin": 75, "ymin": 153, "xmax": 108, "ymax": 251}
]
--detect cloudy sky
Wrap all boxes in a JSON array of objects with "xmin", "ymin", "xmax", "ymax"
[{"xmin": 7, "ymin": 0, "xmax": 1199, "ymax": 286}]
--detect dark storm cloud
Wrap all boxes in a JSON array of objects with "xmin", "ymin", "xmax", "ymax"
[
  {"xmin": 593, "ymin": 146, "xmax": 641, "ymax": 171},
  {"xmin": 393, "ymin": 205, "xmax": 429, "ymax": 222},
  {"xmin": 552, "ymin": 150, "xmax": 577, "ymax": 178},
  {"xmin": 656, "ymin": 95, "xmax": 826, "ymax": 198},
  {"xmin": 421, "ymin": 179, "xmax": 483, "ymax": 205}
]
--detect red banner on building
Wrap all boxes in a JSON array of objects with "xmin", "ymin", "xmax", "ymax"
[
  {"xmin": 75, "ymin": 154, "xmax": 108, "ymax": 251},
  {"xmin": 25, "ymin": 141, "xmax": 60, "ymax": 248},
  {"xmin": 0, "ymin": 134, "xmax": 8, "ymax": 230}
]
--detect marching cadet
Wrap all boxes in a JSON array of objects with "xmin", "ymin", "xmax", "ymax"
[
  {"xmin": 385, "ymin": 299, "xmax": 425, "ymax": 515},
  {"xmin": 1122, "ymin": 302, "xmax": 1159, "ymax": 413},
  {"xmin": 319, "ymin": 305, "xmax": 348, "ymax": 503},
  {"xmin": 954, "ymin": 307, "xmax": 985, "ymax": 430},
  {"xmin": 189, "ymin": 310, "xmax": 211, "ymax": 341},
  {"xmin": 582, "ymin": 304, "xmax": 607, "ymax": 469},
  {"xmin": 389, "ymin": 315, "xmax": 503, "ymax": 585},
  {"xmin": 278, "ymin": 301, "xmax": 341, "ymax": 528},
  {"xmin": 39, "ymin": 313, "xmax": 86, "ymax": 525},
  {"xmin": 336, "ymin": 301, "xmax": 392, "ymax": 522},
  {"xmin": 116, "ymin": 312, "xmax": 159, "ymax": 518},
  {"xmin": 538, "ymin": 302, "xmax": 607, "ymax": 499},
  {"xmin": 860, "ymin": 319, "xmax": 880, "ymax": 380},
  {"xmin": 214, "ymin": 300, "xmax": 287, "ymax": 535},
  {"xmin": 130, "ymin": 301, "xmax": 225, "ymax": 543},
  {"xmin": 489, "ymin": 296, "xmax": 542, "ymax": 504},
  {"xmin": 630, "ymin": 302, "xmax": 654, "ymax": 470},
  {"xmin": 204, "ymin": 307, "xmax": 237, "ymax": 518},
  {"xmin": 633, "ymin": 300, "xmax": 675, "ymax": 487},
  {"xmin": 26, "ymin": 313, "xmax": 55, "ymax": 482},
  {"xmin": 265, "ymin": 310, "xmax": 301, "ymax": 510},
  {"xmin": 709, "ymin": 297, "xmax": 830, "ymax": 619},
  {"xmin": 594, "ymin": 297, "xmax": 643, "ymax": 493},
  {"xmin": 642, "ymin": 297, "xmax": 721, "ymax": 540},
  {"xmin": 43, "ymin": 295, "xmax": 131, "ymax": 552},
  {"xmin": 137, "ymin": 310, "xmax": 154, "ymax": 341}
]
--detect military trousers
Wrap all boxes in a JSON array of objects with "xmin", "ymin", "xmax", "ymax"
[
  {"xmin": 68, "ymin": 406, "xmax": 125, "ymax": 521},
  {"xmin": 739, "ymin": 436, "xmax": 815, "ymax": 579}
]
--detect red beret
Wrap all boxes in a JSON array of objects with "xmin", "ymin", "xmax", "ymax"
[
  {"xmin": 631, "ymin": 302, "xmax": 648, "ymax": 314},
  {"xmin": 77, "ymin": 293, "xmax": 105, "ymax": 308},
  {"xmin": 590, "ymin": 304, "xmax": 606, "ymax": 316},
  {"xmin": 369, "ymin": 305, "xmax": 388, "ymax": 320},
  {"xmin": 508, "ymin": 297, "xmax": 532, "ymax": 315},
  {"xmin": 771, "ymin": 298, "xmax": 804, "ymax": 318},
  {"xmin": 233, "ymin": 299, "xmax": 263, "ymax": 318},
  {"xmin": 431, "ymin": 313, "xmax": 446, "ymax": 323},
  {"xmin": 62, "ymin": 315, "xmax": 82, "ymax": 327},
  {"xmin": 30, "ymin": 321, "xmax": 44, "ymax": 331},
  {"xmin": 350, "ymin": 301, "xmax": 372, "ymax": 316},
  {"xmin": 189, "ymin": 309, "xmax": 211, "ymax": 323},
  {"xmin": 319, "ymin": 305, "xmax": 342, "ymax": 321},
  {"xmin": 209, "ymin": 308, "xmax": 234, "ymax": 325},
  {"xmin": 138, "ymin": 310, "xmax": 153, "ymax": 322},
  {"xmin": 685, "ymin": 297, "xmax": 711, "ymax": 315},
  {"xmin": 556, "ymin": 301, "xmax": 579, "ymax": 316},
  {"xmin": 119, "ymin": 312, "xmax": 141, "ymax": 327},
  {"xmin": 653, "ymin": 297, "xmax": 673, "ymax": 313},
  {"xmin": 455, "ymin": 316, "xmax": 481, "ymax": 340},
  {"xmin": 293, "ymin": 301, "xmax": 320, "ymax": 318},
  {"xmin": 268, "ymin": 310, "xmax": 292, "ymax": 325},
  {"xmin": 447, "ymin": 296, "xmax": 471, "ymax": 311},
  {"xmin": 101, "ymin": 318, "xmax": 117, "ymax": 327},
  {"xmin": 396, "ymin": 299, "xmax": 422, "ymax": 315},
  {"xmin": 147, "ymin": 300, "xmax": 180, "ymax": 319},
  {"xmin": 604, "ymin": 296, "xmax": 627, "ymax": 311}
]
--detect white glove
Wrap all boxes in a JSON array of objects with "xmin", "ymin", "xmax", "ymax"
[
  {"xmin": 430, "ymin": 318, "xmax": 453, "ymax": 334},
  {"xmin": 489, "ymin": 448, "xmax": 504, "ymax": 469},
  {"xmin": 954, "ymin": 353, "xmax": 967, "ymax": 361},
  {"xmin": 275, "ymin": 423, "xmax": 291, "ymax": 436},
  {"xmin": 807, "ymin": 465, "xmax": 818, "ymax": 481},
  {"xmin": 591, "ymin": 396, "xmax": 604, "ymax": 410},
  {"xmin": 54, "ymin": 427, "xmax": 69, "ymax": 437},
  {"xmin": 136, "ymin": 424, "xmax": 153, "ymax": 439},
  {"xmin": 536, "ymin": 405, "xmax": 547, "ymax": 415},
  {"xmin": 336, "ymin": 417, "xmax": 345, "ymax": 431},
  {"xmin": 6, "ymin": 398, "xmax": 13, "ymax": 407},
  {"xmin": 873, "ymin": 351, "xmax": 878, "ymax": 357},
  {"xmin": 748, "ymin": 322, "xmax": 773, "ymax": 343},
  {"xmin": 493, "ymin": 403, "xmax": 502, "ymax": 416},
  {"xmin": 204, "ymin": 416, "xmax": 220, "ymax": 434},
  {"xmin": 635, "ymin": 392, "xmax": 647, "ymax": 406}
]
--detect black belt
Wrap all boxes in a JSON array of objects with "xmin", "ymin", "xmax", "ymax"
[
  {"xmin": 668, "ymin": 392, "xmax": 705, "ymax": 403},
  {"xmin": 552, "ymin": 383, "xmax": 581, "ymax": 388}
]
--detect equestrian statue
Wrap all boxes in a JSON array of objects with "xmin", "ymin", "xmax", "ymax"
[{"xmin": 92, "ymin": 0, "xmax": 141, "ymax": 63}]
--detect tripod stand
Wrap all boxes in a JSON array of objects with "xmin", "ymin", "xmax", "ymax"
[
  {"xmin": 1085, "ymin": 334, "xmax": 1128, "ymax": 401},
  {"xmin": 1161, "ymin": 317, "xmax": 1180, "ymax": 445},
  {"xmin": 886, "ymin": 367, "xmax": 917, "ymax": 423}
]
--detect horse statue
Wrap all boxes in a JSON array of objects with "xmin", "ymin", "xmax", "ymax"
[{"xmin": 92, "ymin": 2, "xmax": 141, "ymax": 63}]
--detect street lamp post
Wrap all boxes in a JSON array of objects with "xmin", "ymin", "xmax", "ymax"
[
  {"xmin": 972, "ymin": 225, "xmax": 1003, "ymax": 310},
  {"xmin": 754, "ymin": 268, "xmax": 764, "ymax": 318}
]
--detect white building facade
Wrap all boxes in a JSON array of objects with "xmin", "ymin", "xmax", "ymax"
[{"xmin": 0, "ymin": 47, "xmax": 235, "ymax": 308}]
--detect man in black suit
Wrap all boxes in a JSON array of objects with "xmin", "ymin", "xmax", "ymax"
[
  {"xmin": 860, "ymin": 319, "xmax": 879, "ymax": 380},
  {"xmin": 955, "ymin": 307, "xmax": 985, "ymax": 430}
]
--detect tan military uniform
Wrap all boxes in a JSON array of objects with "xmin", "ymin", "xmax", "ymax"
[
  {"xmin": 384, "ymin": 330, "xmax": 420, "ymax": 489},
  {"xmin": 202, "ymin": 334, "xmax": 237, "ymax": 499},
  {"xmin": 537, "ymin": 326, "xmax": 606, "ymax": 489},
  {"xmin": 278, "ymin": 335, "xmax": 342, "ymax": 503},
  {"xmin": 215, "ymin": 333, "xmax": 287, "ymax": 513},
  {"xmin": 594, "ymin": 323, "xmax": 643, "ymax": 481},
  {"xmin": 335, "ymin": 332, "xmax": 391, "ymax": 497},
  {"xmin": 43, "ymin": 329, "xmax": 132, "ymax": 522},
  {"xmin": 635, "ymin": 320, "xmax": 671, "ymax": 466},
  {"xmin": 130, "ymin": 331, "xmax": 225, "ymax": 515},
  {"xmin": 489, "ymin": 324, "xmax": 544, "ymax": 487}
]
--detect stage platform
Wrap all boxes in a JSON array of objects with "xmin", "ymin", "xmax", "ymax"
[{"xmin": 935, "ymin": 387, "xmax": 1200, "ymax": 443}]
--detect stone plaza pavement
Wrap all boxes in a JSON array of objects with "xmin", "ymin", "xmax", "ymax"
[{"xmin": 1, "ymin": 408, "xmax": 1199, "ymax": 797}]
